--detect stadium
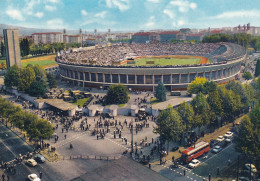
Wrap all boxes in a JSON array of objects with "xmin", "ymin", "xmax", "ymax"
[{"xmin": 56, "ymin": 42, "xmax": 246, "ymax": 91}]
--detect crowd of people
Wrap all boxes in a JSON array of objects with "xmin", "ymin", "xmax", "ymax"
[{"xmin": 56, "ymin": 42, "xmax": 232, "ymax": 67}]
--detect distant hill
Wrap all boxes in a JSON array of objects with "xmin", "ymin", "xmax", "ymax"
[
  {"xmin": 0, "ymin": 24, "xmax": 134, "ymax": 36},
  {"xmin": 0, "ymin": 24, "xmax": 64, "ymax": 36}
]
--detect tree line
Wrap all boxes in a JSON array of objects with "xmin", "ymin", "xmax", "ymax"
[
  {"xmin": 0, "ymin": 97, "xmax": 54, "ymax": 145},
  {"xmin": 202, "ymin": 33, "xmax": 260, "ymax": 51},
  {"xmin": 155, "ymin": 77, "xmax": 258, "ymax": 151},
  {"xmin": 0, "ymin": 38, "xmax": 81, "ymax": 59},
  {"xmin": 4, "ymin": 64, "xmax": 56, "ymax": 97},
  {"xmin": 234, "ymin": 77, "xmax": 260, "ymax": 169}
]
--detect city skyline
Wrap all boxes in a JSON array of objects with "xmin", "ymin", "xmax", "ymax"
[{"xmin": 0, "ymin": 0, "xmax": 260, "ymax": 31}]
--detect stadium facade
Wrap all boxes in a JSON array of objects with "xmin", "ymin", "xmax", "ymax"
[{"xmin": 56, "ymin": 43, "xmax": 246, "ymax": 91}]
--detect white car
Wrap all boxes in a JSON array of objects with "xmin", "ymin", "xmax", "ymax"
[
  {"xmin": 26, "ymin": 159, "xmax": 38, "ymax": 167},
  {"xmin": 212, "ymin": 145, "xmax": 222, "ymax": 153},
  {"xmin": 224, "ymin": 131, "xmax": 233, "ymax": 138},
  {"xmin": 28, "ymin": 174, "xmax": 41, "ymax": 181},
  {"xmin": 188, "ymin": 159, "xmax": 200, "ymax": 168},
  {"xmin": 245, "ymin": 164, "xmax": 257, "ymax": 173},
  {"xmin": 216, "ymin": 136, "xmax": 225, "ymax": 142}
]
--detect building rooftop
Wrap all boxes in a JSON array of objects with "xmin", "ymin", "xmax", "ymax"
[
  {"xmin": 187, "ymin": 34, "xmax": 203, "ymax": 37},
  {"xmin": 133, "ymin": 32, "xmax": 152, "ymax": 36},
  {"xmin": 36, "ymin": 99, "xmax": 77, "ymax": 111},
  {"xmin": 159, "ymin": 31, "xmax": 179, "ymax": 35},
  {"xmin": 32, "ymin": 32, "xmax": 62, "ymax": 35}
]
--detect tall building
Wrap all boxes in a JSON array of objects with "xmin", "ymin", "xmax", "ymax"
[
  {"xmin": 32, "ymin": 32, "xmax": 63, "ymax": 45},
  {"xmin": 63, "ymin": 35, "xmax": 81, "ymax": 44},
  {"xmin": 3, "ymin": 29, "xmax": 21, "ymax": 68}
]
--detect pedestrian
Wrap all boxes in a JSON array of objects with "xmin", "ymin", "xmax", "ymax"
[
  {"xmin": 2, "ymin": 174, "xmax": 5, "ymax": 181},
  {"xmin": 64, "ymin": 134, "xmax": 67, "ymax": 139},
  {"xmin": 7, "ymin": 175, "xmax": 9, "ymax": 181},
  {"xmin": 40, "ymin": 171, "xmax": 43, "ymax": 179}
]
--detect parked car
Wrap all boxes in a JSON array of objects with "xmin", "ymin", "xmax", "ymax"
[
  {"xmin": 188, "ymin": 159, "xmax": 200, "ymax": 168},
  {"xmin": 26, "ymin": 159, "xmax": 37, "ymax": 167},
  {"xmin": 245, "ymin": 164, "xmax": 257, "ymax": 173},
  {"xmin": 224, "ymin": 131, "xmax": 233, "ymax": 138},
  {"xmin": 216, "ymin": 136, "xmax": 225, "ymax": 142},
  {"xmin": 210, "ymin": 139, "xmax": 219, "ymax": 148},
  {"xmin": 212, "ymin": 145, "xmax": 222, "ymax": 153},
  {"xmin": 34, "ymin": 154, "xmax": 46, "ymax": 163},
  {"xmin": 28, "ymin": 173, "xmax": 41, "ymax": 181}
]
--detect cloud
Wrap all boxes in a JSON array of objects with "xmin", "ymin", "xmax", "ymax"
[
  {"xmin": 94, "ymin": 11, "xmax": 107, "ymax": 18},
  {"xmin": 170, "ymin": 0, "xmax": 197, "ymax": 13},
  {"xmin": 47, "ymin": 18, "xmax": 65, "ymax": 28},
  {"xmin": 105, "ymin": 0, "xmax": 130, "ymax": 12},
  {"xmin": 145, "ymin": 22, "xmax": 155, "ymax": 27},
  {"xmin": 35, "ymin": 12, "xmax": 44, "ymax": 18},
  {"xmin": 6, "ymin": 7, "xmax": 24, "ymax": 21},
  {"xmin": 177, "ymin": 20, "xmax": 185, "ymax": 26},
  {"xmin": 147, "ymin": 0, "xmax": 160, "ymax": 3},
  {"xmin": 47, "ymin": 0, "xmax": 59, "ymax": 3},
  {"xmin": 207, "ymin": 10, "xmax": 260, "ymax": 20},
  {"xmin": 163, "ymin": 9, "xmax": 175, "ymax": 19},
  {"xmin": 81, "ymin": 10, "xmax": 88, "ymax": 16},
  {"xmin": 45, "ymin": 5, "xmax": 57, "ymax": 11}
]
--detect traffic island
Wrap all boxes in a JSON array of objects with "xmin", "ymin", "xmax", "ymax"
[{"xmin": 40, "ymin": 149, "xmax": 61, "ymax": 162}]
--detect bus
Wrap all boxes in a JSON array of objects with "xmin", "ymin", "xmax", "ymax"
[{"xmin": 181, "ymin": 141, "xmax": 210, "ymax": 163}]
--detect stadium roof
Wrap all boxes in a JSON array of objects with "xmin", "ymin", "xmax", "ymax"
[
  {"xmin": 159, "ymin": 31, "xmax": 179, "ymax": 35},
  {"xmin": 71, "ymin": 156, "xmax": 170, "ymax": 181},
  {"xmin": 32, "ymin": 32, "xmax": 62, "ymax": 35}
]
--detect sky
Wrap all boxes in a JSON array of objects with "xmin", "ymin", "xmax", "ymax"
[{"xmin": 0, "ymin": 0, "xmax": 260, "ymax": 31}]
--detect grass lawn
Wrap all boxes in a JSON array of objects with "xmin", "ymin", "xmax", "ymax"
[
  {"xmin": 0, "ymin": 59, "xmax": 6, "ymax": 64},
  {"xmin": 150, "ymin": 98, "xmax": 160, "ymax": 105},
  {"xmin": 118, "ymin": 103, "xmax": 126, "ymax": 107},
  {"xmin": 70, "ymin": 98, "xmax": 89, "ymax": 108},
  {"xmin": 0, "ymin": 54, "xmax": 57, "ymax": 68},
  {"xmin": 123, "ymin": 55, "xmax": 205, "ymax": 66}
]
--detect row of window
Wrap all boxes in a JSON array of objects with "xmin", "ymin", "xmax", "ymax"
[{"xmin": 60, "ymin": 65, "xmax": 240, "ymax": 84}]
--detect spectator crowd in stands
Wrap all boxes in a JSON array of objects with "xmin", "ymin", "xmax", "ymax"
[{"xmin": 56, "ymin": 42, "xmax": 246, "ymax": 68}]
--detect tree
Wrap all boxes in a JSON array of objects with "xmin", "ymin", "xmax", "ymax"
[
  {"xmin": 0, "ymin": 41, "xmax": 6, "ymax": 58},
  {"xmin": 176, "ymin": 102, "xmax": 194, "ymax": 131},
  {"xmin": 203, "ymin": 81, "xmax": 217, "ymax": 94},
  {"xmin": 29, "ymin": 81, "xmax": 47, "ymax": 97},
  {"xmin": 18, "ymin": 66, "xmax": 36, "ymax": 92},
  {"xmin": 20, "ymin": 38, "xmax": 30, "ymax": 57},
  {"xmin": 219, "ymin": 87, "xmax": 241, "ymax": 122},
  {"xmin": 4, "ymin": 65, "xmax": 21, "ymax": 88},
  {"xmin": 226, "ymin": 80, "xmax": 250, "ymax": 108},
  {"xmin": 47, "ymin": 73, "xmax": 57, "ymax": 89},
  {"xmin": 255, "ymin": 59, "xmax": 260, "ymax": 77},
  {"xmin": 188, "ymin": 77, "xmax": 208, "ymax": 94},
  {"xmin": 32, "ymin": 65, "xmax": 48, "ymax": 87},
  {"xmin": 191, "ymin": 92, "xmax": 211, "ymax": 126},
  {"xmin": 234, "ymin": 115, "xmax": 260, "ymax": 161},
  {"xmin": 105, "ymin": 84, "xmax": 129, "ymax": 105},
  {"xmin": 155, "ymin": 81, "xmax": 166, "ymax": 102},
  {"xmin": 242, "ymin": 72, "xmax": 253, "ymax": 80},
  {"xmin": 155, "ymin": 106, "xmax": 185, "ymax": 153},
  {"xmin": 250, "ymin": 102, "xmax": 260, "ymax": 129}
]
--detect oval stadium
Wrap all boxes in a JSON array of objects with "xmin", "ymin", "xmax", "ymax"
[{"xmin": 56, "ymin": 42, "xmax": 246, "ymax": 91}]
